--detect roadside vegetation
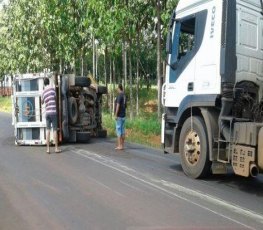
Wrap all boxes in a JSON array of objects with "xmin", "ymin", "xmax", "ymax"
[
  {"xmin": 0, "ymin": 96, "xmax": 11, "ymax": 113},
  {"xmin": 103, "ymin": 86, "xmax": 161, "ymax": 148}
]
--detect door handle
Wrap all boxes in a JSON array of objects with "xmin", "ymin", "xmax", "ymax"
[{"xmin": 188, "ymin": 82, "xmax": 194, "ymax": 91}]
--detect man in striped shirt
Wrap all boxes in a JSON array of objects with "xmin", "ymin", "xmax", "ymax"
[{"xmin": 42, "ymin": 77, "xmax": 61, "ymax": 154}]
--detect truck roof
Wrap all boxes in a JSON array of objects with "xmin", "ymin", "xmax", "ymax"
[
  {"xmin": 176, "ymin": 0, "xmax": 210, "ymax": 13},
  {"xmin": 176, "ymin": 0, "xmax": 262, "ymax": 14}
]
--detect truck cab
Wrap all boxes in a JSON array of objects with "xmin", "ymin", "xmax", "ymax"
[{"xmin": 162, "ymin": 0, "xmax": 263, "ymax": 178}]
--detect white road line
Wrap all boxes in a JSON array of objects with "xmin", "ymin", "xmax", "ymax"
[
  {"xmin": 119, "ymin": 180, "xmax": 147, "ymax": 193},
  {"xmin": 158, "ymin": 179, "xmax": 263, "ymax": 223},
  {"xmin": 32, "ymin": 178, "xmax": 61, "ymax": 194},
  {"xmin": 103, "ymin": 140, "xmax": 179, "ymax": 163},
  {"xmin": 72, "ymin": 148, "xmax": 261, "ymax": 230},
  {"xmin": 91, "ymin": 178, "xmax": 126, "ymax": 198}
]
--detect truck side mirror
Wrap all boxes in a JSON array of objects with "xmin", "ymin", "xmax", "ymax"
[
  {"xmin": 170, "ymin": 60, "xmax": 178, "ymax": 70},
  {"xmin": 166, "ymin": 32, "xmax": 172, "ymax": 54},
  {"xmin": 166, "ymin": 11, "xmax": 176, "ymax": 54}
]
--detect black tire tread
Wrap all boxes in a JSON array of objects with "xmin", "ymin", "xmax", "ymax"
[
  {"xmin": 179, "ymin": 116, "xmax": 211, "ymax": 179},
  {"xmin": 68, "ymin": 97, "xmax": 78, "ymax": 125},
  {"xmin": 75, "ymin": 77, "xmax": 91, "ymax": 87}
]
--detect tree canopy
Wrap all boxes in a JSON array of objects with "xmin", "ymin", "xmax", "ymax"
[
  {"xmin": 0, "ymin": 0, "xmax": 180, "ymax": 118},
  {"xmin": 0, "ymin": 0, "xmax": 178, "ymax": 81}
]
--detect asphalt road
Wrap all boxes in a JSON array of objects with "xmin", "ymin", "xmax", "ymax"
[{"xmin": 1, "ymin": 112, "xmax": 263, "ymax": 230}]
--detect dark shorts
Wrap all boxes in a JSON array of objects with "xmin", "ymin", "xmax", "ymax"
[{"xmin": 46, "ymin": 114, "xmax": 57, "ymax": 130}]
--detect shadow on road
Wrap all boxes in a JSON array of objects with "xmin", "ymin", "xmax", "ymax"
[
  {"xmin": 168, "ymin": 161, "xmax": 263, "ymax": 197},
  {"xmin": 169, "ymin": 163, "xmax": 183, "ymax": 173},
  {"xmin": 206, "ymin": 174, "xmax": 263, "ymax": 197}
]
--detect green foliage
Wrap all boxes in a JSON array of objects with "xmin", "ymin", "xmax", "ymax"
[
  {"xmin": 0, "ymin": 0, "xmax": 179, "ymax": 79},
  {"xmin": 126, "ymin": 114, "xmax": 160, "ymax": 136},
  {"xmin": 0, "ymin": 0, "xmax": 180, "ymax": 147},
  {"xmin": 0, "ymin": 96, "xmax": 12, "ymax": 113},
  {"xmin": 102, "ymin": 113, "xmax": 116, "ymax": 137},
  {"xmin": 102, "ymin": 112, "xmax": 161, "ymax": 148},
  {"xmin": 102, "ymin": 86, "xmax": 161, "ymax": 147}
]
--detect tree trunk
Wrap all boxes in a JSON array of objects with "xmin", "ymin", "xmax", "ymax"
[
  {"xmin": 128, "ymin": 38, "xmax": 133, "ymax": 120},
  {"xmin": 83, "ymin": 46, "xmax": 88, "ymax": 76},
  {"xmin": 136, "ymin": 26, "xmax": 140, "ymax": 116},
  {"xmin": 122, "ymin": 41, "xmax": 127, "ymax": 88},
  {"xmin": 81, "ymin": 48, "xmax": 84, "ymax": 76},
  {"xmin": 104, "ymin": 47, "xmax": 109, "ymax": 112},
  {"xmin": 113, "ymin": 57, "xmax": 116, "ymax": 116},
  {"xmin": 92, "ymin": 36, "xmax": 96, "ymax": 79},
  {"xmin": 73, "ymin": 51, "xmax": 77, "ymax": 76},
  {"xmin": 96, "ymin": 42, "xmax": 99, "ymax": 82},
  {"xmin": 163, "ymin": 60, "xmax": 166, "ymax": 83},
  {"xmin": 109, "ymin": 55, "xmax": 113, "ymax": 117},
  {"xmin": 59, "ymin": 58, "xmax": 63, "ymax": 74}
]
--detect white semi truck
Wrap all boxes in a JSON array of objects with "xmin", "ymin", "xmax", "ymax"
[{"xmin": 161, "ymin": 0, "xmax": 263, "ymax": 178}]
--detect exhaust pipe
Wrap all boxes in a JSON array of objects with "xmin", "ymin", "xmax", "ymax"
[{"xmin": 250, "ymin": 163, "xmax": 259, "ymax": 177}]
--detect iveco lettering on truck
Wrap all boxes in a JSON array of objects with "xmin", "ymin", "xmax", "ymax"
[{"xmin": 162, "ymin": 0, "xmax": 263, "ymax": 178}]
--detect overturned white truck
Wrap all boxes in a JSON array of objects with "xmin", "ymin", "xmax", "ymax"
[
  {"xmin": 12, "ymin": 73, "xmax": 107, "ymax": 145},
  {"xmin": 162, "ymin": 0, "xmax": 263, "ymax": 178}
]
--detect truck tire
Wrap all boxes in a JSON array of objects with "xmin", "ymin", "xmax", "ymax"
[
  {"xmin": 75, "ymin": 77, "xmax": 91, "ymax": 87},
  {"xmin": 76, "ymin": 131, "xmax": 91, "ymax": 143},
  {"xmin": 97, "ymin": 86, "xmax": 107, "ymax": 94},
  {"xmin": 62, "ymin": 120, "xmax": 69, "ymax": 141},
  {"xmin": 179, "ymin": 116, "xmax": 211, "ymax": 179},
  {"xmin": 62, "ymin": 97, "xmax": 69, "ymax": 141},
  {"xmin": 68, "ymin": 97, "xmax": 78, "ymax": 124}
]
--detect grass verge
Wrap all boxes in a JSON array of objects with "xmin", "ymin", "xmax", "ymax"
[
  {"xmin": 102, "ymin": 113, "xmax": 161, "ymax": 149},
  {"xmin": 0, "ymin": 96, "xmax": 12, "ymax": 113}
]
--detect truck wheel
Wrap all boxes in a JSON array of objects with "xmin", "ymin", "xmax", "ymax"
[
  {"xmin": 62, "ymin": 120, "xmax": 69, "ymax": 141},
  {"xmin": 75, "ymin": 77, "xmax": 91, "ymax": 87},
  {"xmin": 97, "ymin": 86, "xmax": 107, "ymax": 94},
  {"xmin": 179, "ymin": 116, "xmax": 211, "ymax": 179},
  {"xmin": 62, "ymin": 97, "xmax": 69, "ymax": 141},
  {"xmin": 76, "ymin": 131, "xmax": 91, "ymax": 143},
  {"xmin": 68, "ymin": 97, "xmax": 78, "ymax": 124}
]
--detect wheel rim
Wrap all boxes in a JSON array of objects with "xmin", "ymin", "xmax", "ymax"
[{"xmin": 184, "ymin": 130, "xmax": 201, "ymax": 166}]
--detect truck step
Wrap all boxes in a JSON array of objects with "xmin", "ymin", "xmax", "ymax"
[
  {"xmin": 166, "ymin": 116, "xmax": 176, "ymax": 123},
  {"xmin": 220, "ymin": 116, "xmax": 234, "ymax": 121},
  {"xmin": 220, "ymin": 116, "xmax": 250, "ymax": 122}
]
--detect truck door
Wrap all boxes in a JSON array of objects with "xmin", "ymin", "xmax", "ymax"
[
  {"xmin": 164, "ymin": 10, "xmax": 208, "ymax": 108},
  {"xmin": 165, "ymin": 15, "xmax": 196, "ymax": 108}
]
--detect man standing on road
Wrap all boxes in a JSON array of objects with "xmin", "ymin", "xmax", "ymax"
[
  {"xmin": 42, "ymin": 77, "xmax": 61, "ymax": 154},
  {"xmin": 114, "ymin": 83, "xmax": 126, "ymax": 150}
]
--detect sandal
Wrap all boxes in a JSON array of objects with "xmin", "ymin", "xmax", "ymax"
[{"xmin": 55, "ymin": 149, "xmax": 62, "ymax": 153}]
